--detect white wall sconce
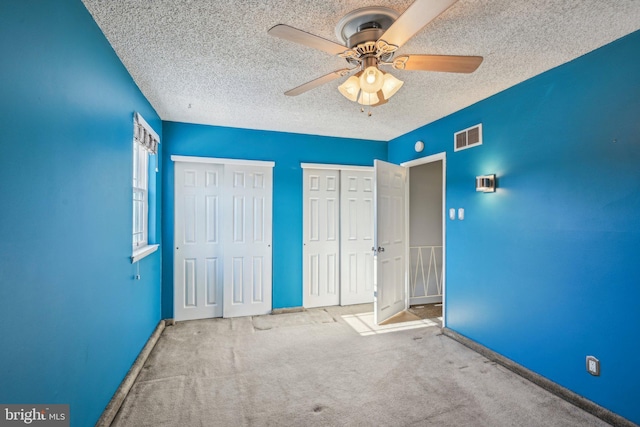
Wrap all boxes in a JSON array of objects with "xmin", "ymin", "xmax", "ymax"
[
  {"xmin": 414, "ymin": 140, "xmax": 424, "ymax": 152},
  {"xmin": 476, "ymin": 174, "xmax": 496, "ymax": 192}
]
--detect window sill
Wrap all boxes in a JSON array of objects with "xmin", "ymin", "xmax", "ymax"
[{"xmin": 131, "ymin": 244, "xmax": 159, "ymax": 263}]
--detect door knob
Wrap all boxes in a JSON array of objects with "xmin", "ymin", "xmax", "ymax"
[{"xmin": 378, "ymin": 246, "xmax": 385, "ymax": 252}]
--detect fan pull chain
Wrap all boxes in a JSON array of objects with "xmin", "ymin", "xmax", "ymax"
[{"xmin": 358, "ymin": 92, "xmax": 373, "ymax": 117}]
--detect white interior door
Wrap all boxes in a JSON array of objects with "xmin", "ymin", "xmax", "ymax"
[
  {"xmin": 174, "ymin": 162, "xmax": 224, "ymax": 321},
  {"xmin": 222, "ymin": 165, "xmax": 273, "ymax": 317},
  {"xmin": 340, "ymin": 170, "xmax": 375, "ymax": 306},
  {"xmin": 374, "ymin": 160, "xmax": 408, "ymax": 324},
  {"xmin": 303, "ymin": 169, "xmax": 340, "ymax": 308}
]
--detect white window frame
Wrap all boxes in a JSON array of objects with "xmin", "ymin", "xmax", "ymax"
[
  {"xmin": 133, "ymin": 141, "xmax": 149, "ymax": 248},
  {"xmin": 131, "ymin": 113, "xmax": 159, "ymax": 263}
]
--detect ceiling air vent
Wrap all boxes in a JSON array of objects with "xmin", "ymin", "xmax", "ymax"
[{"xmin": 454, "ymin": 123, "xmax": 482, "ymax": 152}]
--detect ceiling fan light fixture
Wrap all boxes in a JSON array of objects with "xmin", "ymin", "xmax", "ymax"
[
  {"xmin": 381, "ymin": 73, "xmax": 404, "ymax": 100},
  {"xmin": 359, "ymin": 66, "xmax": 384, "ymax": 93},
  {"xmin": 338, "ymin": 75, "xmax": 361, "ymax": 102},
  {"xmin": 269, "ymin": 0, "xmax": 484, "ymax": 111},
  {"xmin": 357, "ymin": 90, "xmax": 380, "ymax": 106}
]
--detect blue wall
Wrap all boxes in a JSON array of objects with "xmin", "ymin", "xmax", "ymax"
[
  {"xmin": 389, "ymin": 30, "xmax": 640, "ymax": 424},
  {"xmin": 0, "ymin": 1, "xmax": 162, "ymax": 426},
  {"xmin": 162, "ymin": 122, "xmax": 386, "ymax": 316}
]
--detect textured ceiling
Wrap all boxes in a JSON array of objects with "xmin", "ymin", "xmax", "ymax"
[{"xmin": 82, "ymin": 0, "xmax": 640, "ymax": 141}]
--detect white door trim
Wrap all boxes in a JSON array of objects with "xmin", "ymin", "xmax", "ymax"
[
  {"xmin": 172, "ymin": 155, "xmax": 275, "ymax": 168},
  {"xmin": 400, "ymin": 152, "xmax": 446, "ymax": 168},
  {"xmin": 401, "ymin": 152, "xmax": 447, "ymax": 328},
  {"xmin": 301, "ymin": 163, "xmax": 373, "ymax": 172}
]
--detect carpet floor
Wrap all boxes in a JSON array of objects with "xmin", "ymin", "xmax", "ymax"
[
  {"xmin": 409, "ymin": 303, "xmax": 443, "ymax": 320},
  {"xmin": 111, "ymin": 304, "xmax": 609, "ymax": 427}
]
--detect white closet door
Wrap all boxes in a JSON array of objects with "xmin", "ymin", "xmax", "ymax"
[
  {"xmin": 303, "ymin": 169, "xmax": 340, "ymax": 308},
  {"xmin": 340, "ymin": 170, "xmax": 375, "ymax": 305},
  {"xmin": 174, "ymin": 162, "xmax": 224, "ymax": 321},
  {"xmin": 223, "ymin": 165, "xmax": 273, "ymax": 317}
]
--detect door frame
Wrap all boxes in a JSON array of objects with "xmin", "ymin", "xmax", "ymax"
[{"xmin": 401, "ymin": 152, "xmax": 447, "ymax": 328}]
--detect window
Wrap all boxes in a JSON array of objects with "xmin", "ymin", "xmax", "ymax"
[
  {"xmin": 132, "ymin": 112, "xmax": 159, "ymax": 262},
  {"xmin": 132, "ymin": 140, "xmax": 149, "ymax": 248}
]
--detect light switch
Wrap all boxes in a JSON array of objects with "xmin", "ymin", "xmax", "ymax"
[
  {"xmin": 449, "ymin": 208, "xmax": 456, "ymax": 220},
  {"xmin": 586, "ymin": 356, "xmax": 600, "ymax": 376},
  {"xmin": 458, "ymin": 208, "xmax": 465, "ymax": 220}
]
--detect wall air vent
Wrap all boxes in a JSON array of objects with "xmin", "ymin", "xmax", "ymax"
[{"xmin": 454, "ymin": 123, "xmax": 482, "ymax": 152}]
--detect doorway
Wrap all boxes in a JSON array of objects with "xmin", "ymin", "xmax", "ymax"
[
  {"xmin": 408, "ymin": 160, "xmax": 443, "ymax": 306},
  {"xmin": 373, "ymin": 153, "xmax": 446, "ymax": 325},
  {"xmin": 404, "ymin": 153, "xmax": 446, "ymax": 325}
]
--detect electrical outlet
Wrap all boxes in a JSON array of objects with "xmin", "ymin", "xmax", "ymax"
[{"xmin": 586, "ymin": 356, "xmax": 600, "ymax": 376}]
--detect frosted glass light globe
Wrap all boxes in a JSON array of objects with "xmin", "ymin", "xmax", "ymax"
[{"xmin": 359, "ymin": 66, "xmax": 384, "ymax": 93}]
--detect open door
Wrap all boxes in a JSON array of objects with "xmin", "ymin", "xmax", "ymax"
[{"xmin": 374, "ymin": 160, "xmax": 407, "ymax": 324}]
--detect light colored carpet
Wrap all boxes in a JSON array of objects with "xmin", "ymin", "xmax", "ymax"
[
  {"xmin": 111, "ymin": 305, "xmax": 610, "ymax": 427},
  {"xmin": 342, "ymin": 311, "xmax": 439, "ymax": 336}
]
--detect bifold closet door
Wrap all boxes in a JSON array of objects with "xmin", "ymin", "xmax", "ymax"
[
  {"xmin": 303, "ymin": 169, "xmax": 340, "ymax": 308},
  {"xmin": 174, "ymin": 162, "xmax": 224, "ymax": 321},
  {"xmin": 222, "ymin": 165, "xmax": 273, "ymax": 317},
  {"xmin": 174, "ymin": 159, "xmax": 273, "ymax": 321},
  {"xmin": 340, "ymin": 170, "xmax": 374, "ymax": 306}
]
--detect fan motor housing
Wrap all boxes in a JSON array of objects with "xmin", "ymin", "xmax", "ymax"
[
  {"xmin": 335, "ymin": 6, "xmax": 399, "ymax": 45},
  {"xmin": 347, "ymin": 27, "xmax": 385, "ymax": 48}
]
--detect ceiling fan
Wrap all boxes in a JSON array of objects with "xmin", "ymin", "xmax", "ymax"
[{"xmin": 267, "ymin": 0, "xmax": 483, "ymax": 108}]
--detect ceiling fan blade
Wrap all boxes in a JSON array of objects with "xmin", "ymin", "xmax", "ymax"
[
  {"xmin": 393, "ymin": 54, "xmax": 483, "ymax": 73},
  {"xmin": 268, "ymin": 24, "xmax": 347, "ymax": 56},
  {"xmin": 284, "ymin": 68, "xmax": 353, "ymax": 96},
  {"xmin": 378, "ymin": 0, "xmax": 458, "ymax": 49}
]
